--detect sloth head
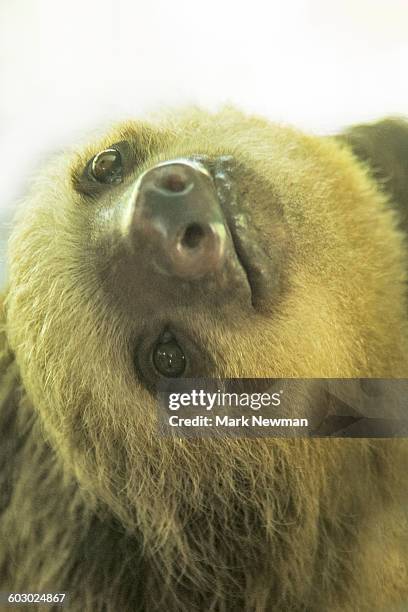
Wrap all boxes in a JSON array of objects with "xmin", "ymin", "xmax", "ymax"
[{"xmin": 4, "ymin": 107, "xmax": 408, "ymax": 608}]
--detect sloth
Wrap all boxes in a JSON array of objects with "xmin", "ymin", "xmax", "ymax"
[{"xmin": 0, "ymin": 108, "xmax": 407, "ymax": 611}]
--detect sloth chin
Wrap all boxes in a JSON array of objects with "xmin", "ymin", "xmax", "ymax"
[{"xmin": 90, "ymin": 424, "xmax": 390, "ymax": 608}]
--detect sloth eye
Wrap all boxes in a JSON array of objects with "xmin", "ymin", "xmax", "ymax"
[
  {"xmin": 153, "ymin": 333, "xmax": 186, "ymax": 377},
  {"xmin": 89, "ymin": 148, "xmax": 123, "ymax": 184}
]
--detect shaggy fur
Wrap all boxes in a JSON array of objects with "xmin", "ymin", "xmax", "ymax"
[{"xmin": 1, "ymin": 108, "xmax": 408, "ymax": 611}]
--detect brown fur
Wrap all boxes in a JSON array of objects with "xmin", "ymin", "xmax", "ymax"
[{"xmin": 1, "ymin": 108, "xmax": 408, "ymax": 611}]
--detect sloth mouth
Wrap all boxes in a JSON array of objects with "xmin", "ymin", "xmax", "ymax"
[
  {"xmin": 208, "ymin": 155, "xmax": 273, "ymax": 311},
  {"xmin": 226, "ymin": 217, "xmax": 260, "ymax": 308}
]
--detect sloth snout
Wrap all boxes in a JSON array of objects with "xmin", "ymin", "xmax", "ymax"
[{"xmin": 123, "ymin": 159, "xmax": 228, "ymax": 280}]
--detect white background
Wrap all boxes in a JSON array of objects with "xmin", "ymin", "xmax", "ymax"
[{"xmin": 0, "ymin": 0, "xmax": 407, "ymax": 281}]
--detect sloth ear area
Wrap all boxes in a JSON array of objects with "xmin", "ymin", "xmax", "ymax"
[{"xmin": 335, "ymin": 118, "xmax": 408, "ymax": 233}]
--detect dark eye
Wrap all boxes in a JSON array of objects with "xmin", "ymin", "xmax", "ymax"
[
  {"xmin": 89, "ymin": 148, "xmax": 123, "ymax": 184},
  {"xmin": 153, "ymin": 332, "xmax": 186, "ymax": 377}
]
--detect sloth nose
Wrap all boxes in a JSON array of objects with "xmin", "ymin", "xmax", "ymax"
[{"xmin": 124, "ymin": 160, "xmax": 227, "ymax": 279}]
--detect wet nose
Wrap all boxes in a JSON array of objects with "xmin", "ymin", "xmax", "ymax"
[{"xmin": 122, "ymin": 160, "xmax": 227, "ymax": 279}]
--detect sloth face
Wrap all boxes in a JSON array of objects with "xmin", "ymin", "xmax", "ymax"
[
  {"xmin": 5, "ymin": 108, "xmax": 408, "ymax": 426},
  {"xmin": 73, "ymin": 140, "xmax": 289, "ymax": 390}
]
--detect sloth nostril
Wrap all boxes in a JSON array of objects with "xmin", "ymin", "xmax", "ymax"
[
  {"xmin": 180, "ymin": 223, "xmax": 206, "ymax": 249},
  {"xmin": 156, "ymin": 168, "xmax": 191, "ymax": 194}
]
